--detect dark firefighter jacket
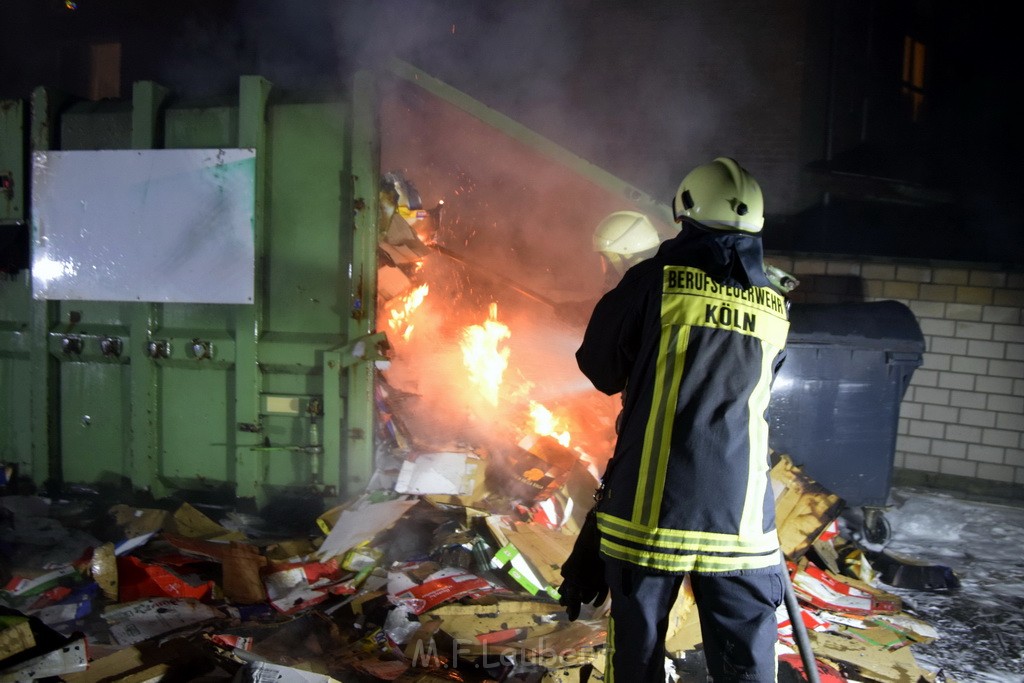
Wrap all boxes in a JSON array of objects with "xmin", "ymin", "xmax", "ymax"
[{"xmin": 576, "ymin": 224, "xmax": 789, "ymax": 575}]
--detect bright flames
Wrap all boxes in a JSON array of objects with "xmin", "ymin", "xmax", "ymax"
[
  {"xmin": 460, "ymin": 302, "xmax": 511, "ymax": 406},
  {"xmin": 529, "ymin": 400, "xmax": 571, "ymax": 447},
  {"xmin": 387, "ymin": 284, "xmax": 429, "ymax": 341}
]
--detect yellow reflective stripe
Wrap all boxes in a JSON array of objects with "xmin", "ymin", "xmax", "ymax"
[
  {"xmin": 634, "ymin": 322, "xmax": 687, "ymax": 527},
  {"xmin": 598, "ymin": 512, "xmax": 780, "ymax": 554},
  {"xmin": 601, "ymin": 537, "xmax": 782, "ymax": 573},
  {"xmin": 661, "ymin": 266, "xmax": 789, "ymax": 347},
  {"xmin": 739, "ymin": 338, "xmax": 779, "ymax": 538}
]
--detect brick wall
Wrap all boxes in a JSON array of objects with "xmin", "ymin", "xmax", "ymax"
[{"xmin": 766, "ymin": 253, "xmax": 1024, "ymax": 498}]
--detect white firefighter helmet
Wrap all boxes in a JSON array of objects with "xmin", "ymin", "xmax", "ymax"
[
  {"xmin": 672, "ymin": 157, "xmax": 764, "ymax": 234},
  {"xmin": 592, "ymin": 210, "xmax": 662, "ymax": 277}
]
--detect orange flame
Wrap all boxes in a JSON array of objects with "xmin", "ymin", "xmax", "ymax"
[
  {"xmin": 387, "ymin": 284, "xmax": 429, "ymax": 341},
  {"xmin": 529, "ymin": 400, "xmax": 571, "ymax": 447},
  {"xmin": 460, "ymin": 303, "xmax": 510, "ymax": 406}
]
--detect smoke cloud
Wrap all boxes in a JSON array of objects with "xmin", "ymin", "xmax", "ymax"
[{"xmin": 154, "ymin": 0, "xmax": 751, "ymax": 202}]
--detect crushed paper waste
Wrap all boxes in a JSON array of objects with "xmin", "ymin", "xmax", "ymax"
[{"xmin": 0, "ymin": 453, "xmax": 964, "ymax": 683}]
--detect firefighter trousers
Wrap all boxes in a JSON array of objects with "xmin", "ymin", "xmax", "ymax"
[{"xmin": 605, "ymin": 560, "xmax": 784, "ymax": 683}]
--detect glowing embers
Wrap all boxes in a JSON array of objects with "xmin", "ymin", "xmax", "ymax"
[
  {"xmin": 459, "ymin": 302, "xmax": 511, "ymax": 406},
  {"xmin": 386, "ymin": 284, "xmax": 430, "ymax": 342}
]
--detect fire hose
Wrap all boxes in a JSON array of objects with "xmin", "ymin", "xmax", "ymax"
[{"xmin": 782, "ymin": 558, "xmax": 821, "ymax": 683}]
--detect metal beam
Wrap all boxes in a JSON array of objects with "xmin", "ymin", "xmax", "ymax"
[
  {"xmin": 384, "ymin": 57, "xmax": 675, "ymax": 226},
  {"xmin": 28, "ymin": 87, "xmax": 64, "ymax": 490},
  {"xmin": 0, "ymin": 99, "xmax": 25, "ymax": 222},
  {"xmin": 129, "ymin": 80, "xmax": 169, "ymax": 495},
  {"xmin": 235, "ymin": 76, "xmax": 272, "ymax": 503},
  {"xmin": 343, "ymin": 70, "xmax": 382, "ymax": 497}
]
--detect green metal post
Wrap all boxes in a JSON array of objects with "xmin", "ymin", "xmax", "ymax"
[
  {"xmin": 0, "ymin": 98, "xmax": 28, "ymax": 478},
  {"xmin": 322, "ymin": 349, "xmax": 343, "ymax": 496},
  {"xmin": 235, "ymin": 76, "xmax": 272, "ymax": 503},
  {"xmin": 0, "ymin": 100, "xmax": 25, "ymax": 222},
  {"xmin": 129, "ymin": 81, "xmax": 169, "ymax": 495},
  {"xmin": 28, "ymin": 87, "xmax": 66, "ymax": 490},
  {"xmin": 343, "ymin": 70, "xmax": 381, "ymax": 497}
]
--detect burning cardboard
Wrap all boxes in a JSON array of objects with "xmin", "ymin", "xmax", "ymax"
[
  {"xmin": 379, "ymin": 211, "xmax": 433, "ymax": 266},
  {"xmin": 379, "ymin": 266, "xmax": 417, "ymax": 304},
  {"xmin": 493, "ymin": 435, "xmax": 579, "ymax": 507}
]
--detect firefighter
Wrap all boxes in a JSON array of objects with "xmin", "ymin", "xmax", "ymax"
[
  {"xmin": 592, "ymin": 210, "xmax": 664, "ymax": 289},
  {"xmin": 561, "ymin": 157, "xmax": 790, "ymax": 682},
  {"xmin": 551, "ymin": 211, "xmax": 666, "ymax": 326}
]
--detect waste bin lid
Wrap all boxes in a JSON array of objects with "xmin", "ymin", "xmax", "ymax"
[{"xmin": 786, "ymin": 300, "xmax": 925, "ymax": 353}]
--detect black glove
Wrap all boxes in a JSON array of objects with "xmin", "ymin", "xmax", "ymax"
[
  {"xmin": 558, "ymin": 508, "xmax": 608, "ymax": 621},
  {"xmin": 559, "ymin": 575, "xmax": 608, "ymax": 621}
]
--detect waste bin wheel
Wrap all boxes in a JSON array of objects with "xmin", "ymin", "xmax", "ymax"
[{"xmin": 862, "ymin": 507, "xmax": 892, "ymax": 546}]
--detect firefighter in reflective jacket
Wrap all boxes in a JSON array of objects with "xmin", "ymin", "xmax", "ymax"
[{"xmin": 564, "ymin": 158, "xmax": 790, "ymax": 683}]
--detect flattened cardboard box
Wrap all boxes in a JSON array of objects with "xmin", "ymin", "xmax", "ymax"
[
  {"xmin": 428, "ymin": 599, "xmax": 565, "ymax": 649},
  {"xmin": 0, "ymin": 617, "xmax": 35, "ymax": 661},
  {"xmin": 62, "ymin": 638, "xmax": 210, "ymax": 683},
  {"xmin": 770, "ymin": 454, "xmax": 844, "ymax": 560}
]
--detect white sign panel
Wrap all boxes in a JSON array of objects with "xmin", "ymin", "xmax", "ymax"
[{"xmin": 31, "ymin": 148, "xmax": 256, "ymax": 303}]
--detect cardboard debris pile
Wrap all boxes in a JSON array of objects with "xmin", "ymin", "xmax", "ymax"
[{"xmin": 1, "ymin": 454, "xmax": 956, "ymax": 683}]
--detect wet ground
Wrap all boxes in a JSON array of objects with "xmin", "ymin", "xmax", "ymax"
[
  {"xmin": 672, "ymin": 484, "xmax": 1024, "ymax": 683},
  {"xmin": 875, "ymin": 486, "xmax": 1024, "ymax": 683}
]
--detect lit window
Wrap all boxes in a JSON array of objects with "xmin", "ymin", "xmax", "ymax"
[{"xmin": 901, "ymin": 36, "xmax": 927, "ymax": 122}]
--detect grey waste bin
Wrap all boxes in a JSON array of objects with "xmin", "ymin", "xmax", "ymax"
[{"xmin": 768, "ymin": 300, "xmax": 925, "ymax": 534}]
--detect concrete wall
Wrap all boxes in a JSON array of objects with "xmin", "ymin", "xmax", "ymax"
[{"xmin": 767, "ymin": 253, "xmax": 1024, "ymax": 499}]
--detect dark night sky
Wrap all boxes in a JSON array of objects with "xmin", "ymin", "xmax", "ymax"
[{"xmin": 2, "ymin": 0, "xmax": 1022, "ymax": 266}]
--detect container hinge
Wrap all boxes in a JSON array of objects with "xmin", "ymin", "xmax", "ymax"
[{"xmin": 335, "ymin": 332, "xmax": 389, "ymax": 368}]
